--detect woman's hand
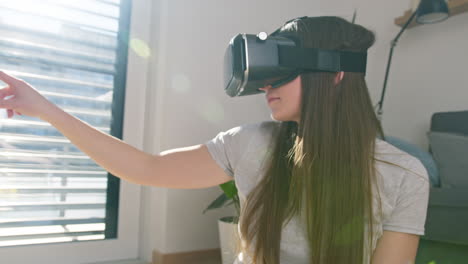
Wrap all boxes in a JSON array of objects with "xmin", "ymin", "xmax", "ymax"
[{"xmin": 0, "ymin": 71, "xmax": 56, "ymax": 120}]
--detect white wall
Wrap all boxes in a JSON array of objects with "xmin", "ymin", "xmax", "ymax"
[
  {"xmin": 322, "ymin": 0, "xmax": 468, "ymax": 150},
  {"xmin": 133, "ymin": 0, "xmax": 468, "ymax": 261}
]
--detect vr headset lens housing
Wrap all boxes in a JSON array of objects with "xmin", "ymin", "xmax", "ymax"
[
  {"xmin": 224, "ymin": 34, "xmax": 299, "ymax": 97},
  {"xmin": 223, "ymin": 24, "xmax": 367, "ymax": 97}
]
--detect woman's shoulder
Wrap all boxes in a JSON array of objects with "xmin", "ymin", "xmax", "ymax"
[
  {"xmin": 374, "ymin": 138, "xmax": 430, "ymax": 237},
  {"xmin": 374, "ymin": 138, "xmax": 430, "ymax": 186},
  {"xmin": 209, "ymin": 121, "xmax": 280, "ymax": 151},
  {"xmin": 223, "ymin": 120, "xmax": 281, "ymax": 137},
  {"xmin": 375, "ymin": 138, "xmax": 420, "ymax": 164}
]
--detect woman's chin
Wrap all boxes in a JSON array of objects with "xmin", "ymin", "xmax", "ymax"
[
  {"xmin": 270, "ymin": 113, "xmax": 281, "ymax": 121},
  {"xmin": 270, "ymin": 113, "xmax": 296, "ymax": 123}
]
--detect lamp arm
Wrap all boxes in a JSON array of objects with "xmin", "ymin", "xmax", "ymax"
[{"xmin": 376, "ymin": 10, "xmax": 418, "ymax": 120}]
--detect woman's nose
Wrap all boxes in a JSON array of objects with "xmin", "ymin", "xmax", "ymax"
[{"xmin": 258, "ymin": 85, "xmax": 272, "ymax": 92}]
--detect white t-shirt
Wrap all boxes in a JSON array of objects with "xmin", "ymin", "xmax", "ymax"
[{"xmin": 205, "ymin": 121, "xmax": 430, "ymax": 264}]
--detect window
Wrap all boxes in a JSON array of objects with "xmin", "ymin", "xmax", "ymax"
[{"xmin": 0, "ymin": 0, "xmax": 131, "ymax": 247}]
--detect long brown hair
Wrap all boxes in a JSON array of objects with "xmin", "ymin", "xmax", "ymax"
[{"xmin": 238, "ymin": 16, "xmax": 385, "ymax": 263}]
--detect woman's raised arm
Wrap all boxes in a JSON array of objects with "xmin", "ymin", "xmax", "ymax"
[{"xmin": 0, "ymin": 71, "xmax": 233, "ymax": 189}]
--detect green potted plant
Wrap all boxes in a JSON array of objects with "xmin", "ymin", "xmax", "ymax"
[{"xmin": 203, "ymin": 180, "xmax": 241, "ymax": 264}]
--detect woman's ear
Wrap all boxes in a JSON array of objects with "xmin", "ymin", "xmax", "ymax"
[{"xmin": 334, "ymin": 71, "xmax": 344, "ymax": 85}]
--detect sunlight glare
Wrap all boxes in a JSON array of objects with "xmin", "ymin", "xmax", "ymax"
[{"xmin": 0, "ymin": 1, "xmax": 62, "ymax": 34}]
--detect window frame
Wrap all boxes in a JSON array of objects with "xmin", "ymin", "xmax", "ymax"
[{"xmin": 0, "ymin": 0, "xmax": 148, "ymax": 262}]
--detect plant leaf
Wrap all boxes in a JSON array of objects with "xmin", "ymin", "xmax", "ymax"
[
  {"xmin": 219, "ymin": 180, "xmax": 238, "ymax": 199},
  {"xmin": 203, "ymin": 193, "xmax": 230, "ymax": 214}
]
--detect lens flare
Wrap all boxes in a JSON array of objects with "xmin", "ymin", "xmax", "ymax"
[
  {"xmin": 197, "ymin": 97, "xmax": 224, "ymax": 124},
  {"xmin": 171, "ymin": 74, "xmax": 191, "ymax": 94},
  {"xmin": 130, "ymin": 38, "xmax": 151, "ymax": 58}
]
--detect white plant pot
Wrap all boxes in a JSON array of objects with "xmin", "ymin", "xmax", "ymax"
[{"xmin": 218, "ymin": 216, "xmax": 240, "ymax": 264}]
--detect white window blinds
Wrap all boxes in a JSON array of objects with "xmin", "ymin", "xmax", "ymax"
[{"xmin": 0, "ymin": 0, "xmax": 129, "ymax": 247}]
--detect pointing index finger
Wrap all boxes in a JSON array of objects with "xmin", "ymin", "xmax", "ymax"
[{"xmin": 0, "ymin": 71, "xmax": 21, "ymax": 86}]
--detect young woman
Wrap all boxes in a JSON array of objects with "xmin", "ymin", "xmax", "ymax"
[{"xmin": 0, "ymin": 16, "xmax": 429, "ymax": 264}]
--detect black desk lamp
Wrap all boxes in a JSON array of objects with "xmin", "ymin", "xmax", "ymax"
[{"xmin": 375, "ymin": 0, "xmax": 450, "ymax": 123}]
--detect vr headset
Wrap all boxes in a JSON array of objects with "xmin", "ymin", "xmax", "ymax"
[{"xmin": 224, "ymin": 16, "xmax": 368, "ymax": 97}]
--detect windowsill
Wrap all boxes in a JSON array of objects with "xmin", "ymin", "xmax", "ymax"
[{"xmin": 90, "ymin": 260, "xmax": 149, "ymax": 264}]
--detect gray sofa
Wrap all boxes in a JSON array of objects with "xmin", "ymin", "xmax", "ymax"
[
  {"xmin": 410, "ymin": 110, "xmax": 468, "ymax": 263},
  {"xmin": 422, "ymin": 110, "xmax": 468, "ymax": 246},
  {"xmin": 386, "ymin": 110, "xmax": 468, "ymax": 246},
  {"xmin": 386, "ymin": 111, "xmax": 468, "ymax": 263}
]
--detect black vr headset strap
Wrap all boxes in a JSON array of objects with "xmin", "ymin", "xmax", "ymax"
[{"xmin": 278, "ymin": 46, "xmax": 367, "ymax": 74}]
